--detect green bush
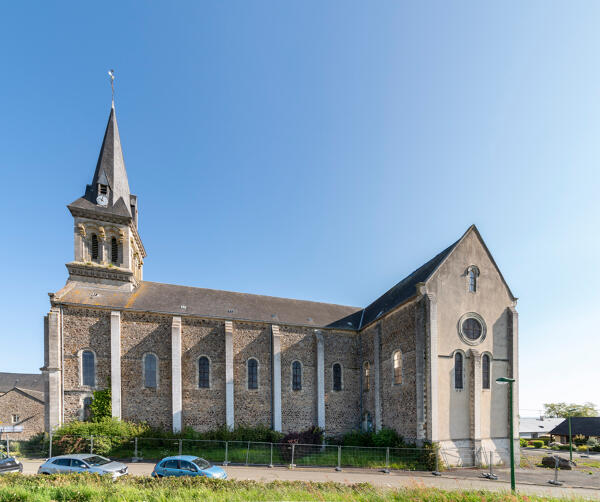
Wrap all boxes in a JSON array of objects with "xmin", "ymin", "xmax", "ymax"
[
  {"xmin": 341, "ymin": 428, "xmax": 413, "ymax": 448},
  {"xmin": 519, "ymin": 438, "xmax": 528, "ymax": 447},
  {"xmin": 530, "ymin": 440, "xmax": 544, "ymax": 448}
]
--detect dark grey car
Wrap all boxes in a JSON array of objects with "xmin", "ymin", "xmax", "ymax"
[{"xmin": 38, "ymin": 454, "xmax": 127, "ymax": 479}]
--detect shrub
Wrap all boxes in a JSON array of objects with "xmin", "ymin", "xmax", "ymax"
[
  {"xmin": 341, "ymin": 428, "xmax": 412, "ymax": 448},
  {"xmin": 530, "ymin": 440, "xmax": 544, "ymax": 449},
  {"xmin": 519, "ymin": 438, "xmax": 528, "ymax": 447},
  {"xmin": 573, "ymin": 434, "xmax": 587, "ymax": 446},
  {"xmin": 279, "ymin": 427, "xmax": 323, "ymax": 462},
  {"xmin": 89, "ymin": 386, "xmax": 112, "ymax": 422},
  {"xmin": 577, "ymin": 445, "xmax": 589, "ymax": 452}
]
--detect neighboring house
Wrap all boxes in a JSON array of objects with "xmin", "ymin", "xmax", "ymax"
[
  {"xmin": 0, "ymin": 373, "xmax": 45, "ymax": 439},
  {"xmin": 550, "ymin": 417, "xmax": 600, "ymax": 443},
  {"xmin": 42, "ymin": 100, "xmax": 519, "ymax": 465},
  {"xmin": 519, "ymin": 417, "xmax": 564, "ymax": 439}
]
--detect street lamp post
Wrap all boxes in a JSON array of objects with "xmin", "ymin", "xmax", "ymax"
[
  {"xmin": 496, "ymin": 376, "xmax": 516, "ymax": 493},
  {"xmin": 567, "ymin": 408, "xmax": 577, "ymax": 463}
]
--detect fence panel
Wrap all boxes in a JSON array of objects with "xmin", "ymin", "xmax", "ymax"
[
  {"xmin": 339, "ymin": 445, "xmax": 388, "ymax": 469},
  {"xmin": 181, "ymin": 440, "xmax": 227, "ymax": 464},
  {"xmin": 440, "ymin": 447, "xmax": 483, "ymax": 468}
]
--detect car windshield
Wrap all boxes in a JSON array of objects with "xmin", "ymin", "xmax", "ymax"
[
  {"xmin": 192, "ymin": 457, "xmax": 211, "ymax": 470},
  {"xmin": 84, "ymin": 456, "xmax": 111, "ymax": 466}
]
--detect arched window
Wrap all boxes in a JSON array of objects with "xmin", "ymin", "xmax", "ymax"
[
  {"xmin": 482, "ymin": 354, "xmax": 490, "ymax": 389},
  {"xmin": 144, "ymin": 353, "xmax": 158, "ymax": 388},
  {"xmin": 332, "ymin": 363, "xmax": 342, "ymax": 391},
  {"xmin": 91, "ymin": 234, "xmax": 99, "ymax": 260},
  {"xmin": 468, "ymin": 266, "xmax": 479, "ymax": 293},
  {"xmin": 247, "ymin": 358, "xmax": 258, "ymax": 390},
  {"xmin": 198, "ymin": 356, "xmax": 210, "ymax": 388},
  {"xmin": 111, "ymin": 237, "xmax": 118, "ymax": 264},
  {"xmin": 363, "ymin": 361, "xmax": 370, "ymax": 392},
  {"xmin": 393, "ymin": 351, "xmax": 403, "ymax": 385},
  {"xmin": 362, "ymin": 411, "xmax": 373, "ymax": 432},
  {"xmin": 82, "ymin": 397, "xmax": 92, "ymax": 421},
  {"xmin": 292, "ymin": 361, "xmax": 302, "ymax": 391},
  {"xmin": 454, "ymin": 352, "xmax": 463, "ymax": 390},
  {"xmin": 82, "ymin": 350, "xmax": 95, "ymax": 387}
]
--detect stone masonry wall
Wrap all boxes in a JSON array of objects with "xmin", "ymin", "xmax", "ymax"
[
  {"xmin": 233, "ymin": 322, "xmax": 272, "ymax": 428},
  {"xmin": 120, "ymin": 312, "xmax": 172, "ymax": 430},
  {"xmin": 378, "ymin": 301, "xmax": 419, "ymax": 441},
  {"xmin": 181, "ymin": 317, "xmax": 226, "ymax": 431},
  {"xmin": 62, "ymin": 307, "xmax": 111, "ymax": 422},
  {"xmin": 0, "ymin": 390, "xmax": 44, "ymax": 440},
  {"xmin": 323, "ymin": 330, "xmax": 360, "ymax": 436}
]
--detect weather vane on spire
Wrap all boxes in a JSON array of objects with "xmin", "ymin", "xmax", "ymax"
[{"xmin": 108, "ymin": 69, "xmax": 115, "ymax": 106}]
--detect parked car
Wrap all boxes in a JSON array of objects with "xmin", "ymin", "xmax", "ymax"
[
  {"xmin": 151, "ymin": 455, "xmax": 227, "ymax": 479},
  {"xmin": 37, "ymin": 454, "xmax": 128, "ymax": 479},
  {"xmin": 0, "ymin": 453, "xmax": 23, "ymax": 474}
]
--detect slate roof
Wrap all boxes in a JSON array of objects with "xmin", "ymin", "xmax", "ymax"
[
  {"xmin": 519, "ymin": 417, "xmax": 564, "ymax": 435},
  {"xmin": 0, "ymin": 373, "xmax": 44, "ymax": 393},
  {"xmin": 58, "ymin": 281, "xmax": 364, "ymax": 329},
  {"xmin": 68, "ymin": 106, "xmax": 134, "ymax": 220},
  {"xmin": 550, "ymin": 417, "xmax": 600, "ymax": 437},
  {"xmin": 360, "ymin": 240, "xmax": 459, "ymax": 327}
]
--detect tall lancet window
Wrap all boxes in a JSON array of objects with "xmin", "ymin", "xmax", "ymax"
[
  {"xmin": 482, "ymin": 354, "xmax": 491, "ymax": 389},
  {"xmin": 467, "ymin": 266, "xmax": 479, "ymax": 293},
  {"xmin": 144, "ymin": 353, "xmax": 158, "ymax": 389},
  {"xmin": 454, "ymin": 352, "xmax": 464, "ymax": 390},
  {"xmin": 247, "ymin": 358, "xmax": 258, "ymax": 390},
  {"xmin": 82, "ymin": 350, "xmax": 95, "ymax": 387},
  {"xmin": 198, "ymin": 356, "xmax": 210, "ymax": 388},
  {"xmin": 111, "ymin": 237, "xmax": 118, "ymax": 264},
  {"xmin": 91, "ymin": 234, "xmax": 99, "ymax": 260},
  {"xmin": 292, "ymin": 361, "xmax": 302, "ymax": 391}
]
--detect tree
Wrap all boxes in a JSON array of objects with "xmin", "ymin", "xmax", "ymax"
[
  {"xmin": 89, "ymin": 383, "xmax": 111, "ymax": 422},
  {"xmin": 543, "ymin": 402, "xmax": 598, "ymax": 418}
]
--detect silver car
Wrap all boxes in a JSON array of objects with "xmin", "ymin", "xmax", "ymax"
[{"xmin": 38, "ymin": 454, "xmax": 128, "ymax": 479}]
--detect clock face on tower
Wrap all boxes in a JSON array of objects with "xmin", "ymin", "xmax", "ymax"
[{"xmin": 96, "ymin": 194, "xmax": 108, "ymax": 206}]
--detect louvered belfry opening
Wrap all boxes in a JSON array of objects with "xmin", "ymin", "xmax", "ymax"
[
  {"xmin": 91, "ymin": 234, "xmax": 99, "ymax": 260},
  {"xmin": 111, "ymin": 237, "xmax": 118, "ymax": 264}
]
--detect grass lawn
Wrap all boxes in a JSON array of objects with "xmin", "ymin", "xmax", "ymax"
[{"xmin": 0, "ymin": 474, "xmax": 588, "ymax": 502}]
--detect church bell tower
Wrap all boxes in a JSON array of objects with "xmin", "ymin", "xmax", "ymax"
[{"xmin": 66, "ymin": 103, "xmax": 146, "ymax": 291}]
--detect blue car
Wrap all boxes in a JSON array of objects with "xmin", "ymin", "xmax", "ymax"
[{"xmin": 152, "ymin": 455, "xmax": 227, "ymax": 479}]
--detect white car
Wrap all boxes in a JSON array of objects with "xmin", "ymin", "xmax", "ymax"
[{"xmin": 38, "ymin": 454, "xmax": 128, "ymax": 479}]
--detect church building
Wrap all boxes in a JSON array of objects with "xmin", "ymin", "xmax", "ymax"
[{"xmin": 42, "ymin": 103, "xmax": 519, "ymax": 461}]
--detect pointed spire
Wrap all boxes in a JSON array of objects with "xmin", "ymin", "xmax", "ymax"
[{"xmin": 90, "ymin": 105, "xmax": 132, "ymax": 213}]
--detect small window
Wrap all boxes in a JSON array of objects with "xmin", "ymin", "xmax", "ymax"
[
  {"xmin": 82, "ymin": 397, "xmax": 92, "ymax": 421},
  {"xmin": 111, "ymin": 237, "xmax": 118, "ymax": 264},
  {"xmin": 11, "ymin": 415, "xmax": 19, "ymax": 424},
  {"xmin": 91, "ymin": 234, "xmax": 99, "ymax": 260},
  {"xmin": 292, "ymin": 361, "xmax": 302, "ymax": 391},
  {"xmin": 162, "ymin": 459, "xmax": 179, "ymax": 469},
  {"xmin": 482, "ymin": 354, "xmax": 491, "ymax": 389},
  {"xmin": 393, "ymin": 351, "xmax": 402, "ymax": 385},
  {"xmin": 363, "ymin": 362, "xmax": 370, "ymax": 392},
  {"xmin": 144, "ymin": 353, "xmax": 158, "ymax": 388},
  {"xmin": 467, "ymin": 266, "xmax": 479, "ymax": 293},
  {"xmin": 198, "ymin": 356, "xmax": 210, "ymax": 389},
  {"xmin": 332, "ymin": 363, "xmax": 342, "ymax": 391},
  {"xmin": 247, "ymin": 358, "xmax": 258, "ymax": 390},
  {"xmin": 180, "ymin": 460, "xmax": 196, "ymax": 472},
  {"xmin": 71, "ymin": 459, "xmax": 87, "ymax": 468},
  {"xmin": 455, "ymin": 352, "xmax": 464, "ymax": 389},
  {"xmin": 82, "ymin": 350, "xmax": 95, "ymax": 387}
]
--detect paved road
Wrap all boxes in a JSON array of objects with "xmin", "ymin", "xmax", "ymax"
[{"xmin": 19, "ymin": 460, "xmax": 600, "ymax": 499}]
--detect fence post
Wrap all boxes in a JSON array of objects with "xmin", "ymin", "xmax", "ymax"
[
  {"xmin": 133, "ymin": 437, "xmax": 138, "ymax": 462},
  {"xmin": 548, "ymin": 456, "xmax": 563, "ymax": 486},
  {"xmin": 90, "ymin": 435, "xmax": 94, "ymax": 454},
  {"xmin": 223, "ymin": 441, "xmax": 229, "ymax": 466},
  {"xmin": 6, "ymin": 437, "xmax": 9, "ymax": 456},
  {"xmin": 382, "ymin": 447, "xmax": 390, "ymax": 474},
  {"xmin": 48, "ymin": 430, "xmax": 53, "ymax": 459},
  {"xmin": 432, "ymin": 443, "xmax": 442, "ymax": 476},
  {"xmin": 245, "ymin": 441, "xmax": 250, "ymax": 465},
  {"xmin": 289, "ymin": 444, "xmax": 295, "ymax": 469},
  {"xmin": 335, "ymin": 445, "xmax": 342, "ymax": 471},
  {"xmin": 269, "ymin": 442, "xmax": 274, "ymax": 468},
  {"xmin": 178, "ymin": 439, "xmax": 183, "ymax": 456}
]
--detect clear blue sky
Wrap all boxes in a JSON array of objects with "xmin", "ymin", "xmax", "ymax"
[{"xmin": 1, "ymin": 1, "xmax": 598, "ymax": 416}]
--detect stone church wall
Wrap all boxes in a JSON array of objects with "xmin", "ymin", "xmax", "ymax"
[
  {"xmin": 232, "ymin": 322, "xmax": 272, "ymax": 428},
  {"xmin": 181, "ymin": 317, "xmax": 226, "ymax": 431},
  {"xmin": 379, "ymin": 301, "xmax": 419, "ymax": 442},
  {"xmin": 120, "ymin": 312, "xmax": 173, "ymax": 430},
  {"xmin": 62, "ymin": 307, "xmax": 111, "ymax": 422}
]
